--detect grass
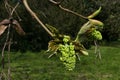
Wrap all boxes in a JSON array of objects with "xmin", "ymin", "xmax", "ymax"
[{"xmin": 0, "ymin": 45, "xmax": 120, "ymax": 80}]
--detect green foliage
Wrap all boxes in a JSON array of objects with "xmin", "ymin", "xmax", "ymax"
[
  {"xmin": 58, "ymin": 36, "xmax": 76, "ymax": 70},
  {"xmin": 0, "ymin": 45, "xmax": 120, "ymax": 80},
  {"xmin": 59, "ymin": 43, "xmax": 76, "ymax": 71},
  {"xmin": 47, "ymin": 33, "xmax": 89, "ymax": 70},
  {"xmin": 75, "ymin": 19, "xmax": 103, "ymax": 43},
  {"xmin": 91, "ymin": 30, "xmax": 102, "ymax": 40}
]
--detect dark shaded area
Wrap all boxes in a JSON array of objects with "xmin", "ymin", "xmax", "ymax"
[{"xmin": 0, "ymin": 0, "xmax": 120, "ymax": 51}]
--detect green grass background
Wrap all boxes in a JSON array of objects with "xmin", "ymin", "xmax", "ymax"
[{"xmin": 0, "ymin": 42, "xmax": 120, "ymax": 80}]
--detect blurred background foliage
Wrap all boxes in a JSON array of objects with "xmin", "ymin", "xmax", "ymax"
[{"xmin": 0, "ymin": 0, "xmax": 120, "ymax": 51}]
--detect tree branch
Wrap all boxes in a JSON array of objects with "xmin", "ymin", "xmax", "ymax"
[
  {"xmin": 49, "ymin": 0, "xmax": 88, "ymax": 19},
  {"xmin": 22, "ymin": 0, "xmax": 54, "ymax": 37}
]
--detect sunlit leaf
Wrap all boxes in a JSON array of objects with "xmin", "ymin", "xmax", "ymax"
[
  {"xmin": 0, "ymin": 25, "xmax": 7, "ymax": 36},
  {"xmin": 13, "ymin": 20, "xmax": 25, "ymax": 35},
  {"xmin": 0, "ymin": 19, "xmax": 10, "ymax": 25},
  {"xmin": 78, "ymin": 21, "xmax": 92, "ymax": 35},
  {"xmin": 88, "ymin": 7, "xmax": 101, "ymax": 19},
  {"xmin": 80, "ymin": 50, "xmax": 88, "ymax": 56},
  {"xmin": 89, "ymin": 19, "xmax": 104, "ymax": 28}
]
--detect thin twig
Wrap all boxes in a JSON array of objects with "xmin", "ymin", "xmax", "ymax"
[
  {"xmin": 11, "ymin": 2, "xmax": 20, "ymax": 16},
  {"xmin": 7, "ymin": 38, "xmax": 12, "ymax": 80},
  {"xmin": 7, "ymin": 24, "xmax": 12, "ymax": 80},
  {"xmin": 59, "ymin": 5, "xmax": 88, "ymax": 19},
  {"xmin": 1, "ymin": 24, "xmax": 10, "ymax": 80},
  {"xmin": 94, "ymin": 40, "xmax": 101, "ymax": 60},
  {"xmin": 49, "ymin": 0, "xmax": 88, "ymax": 19},
  {"xmin": 0, "ymin": 71, "xmax": 8, "ymax": 80},
  {"xmin": 49, "ymin": 0, "xmax": 62, "ymax": 5},
  {"xmin": 76, "ymin": 53, "xmax": 81, "ymax": 61},
  {"xmin": 1, "ymin": 26, "xmax": 10, "ymax": 69},
  {"xmin": 1, "ymin": 1, "xmax": 19, "ymax": 80},
  {"xmin": 4, "ymin": 0, "xmax": 21, "ymax": 21},
  {"xmin": 15, "ymin": 11, "xmax": 22, "ymax": 21},
  {"xmin": 48, "ymin": 52, "xmax": 56, "ymax": 58},
  {"xmin": 4, "ymin": 0, "xmax": 12, "ymax": 16}
]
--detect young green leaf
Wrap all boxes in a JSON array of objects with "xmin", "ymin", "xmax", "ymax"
[{"xmin": 88, "ymin": 7, "xmax": 102, "ymax": 19}]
